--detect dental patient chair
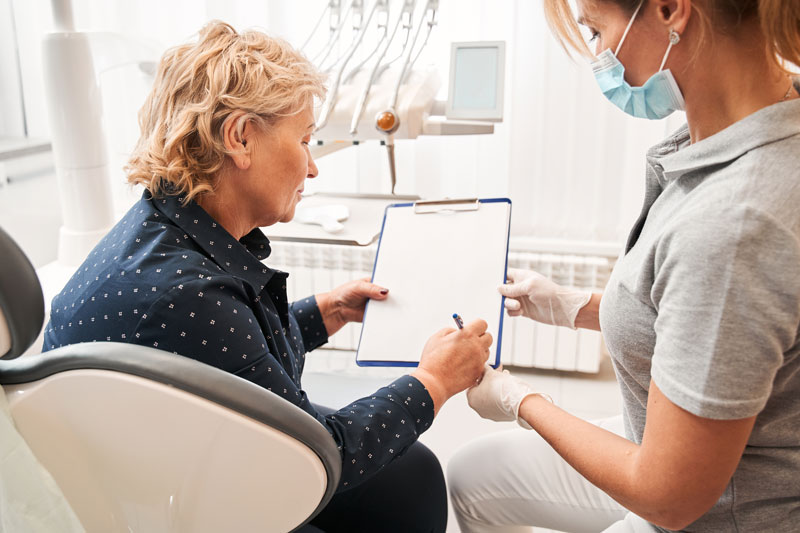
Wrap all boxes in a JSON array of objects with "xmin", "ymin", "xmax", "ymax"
[{"xmin": 0, "ymin": 226, "xmax": 341, "ymax": 533}]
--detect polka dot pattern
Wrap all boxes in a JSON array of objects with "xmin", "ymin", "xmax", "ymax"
[{"xmin": 42, "ymin": 190, "xmax": 435, "ymax": 489}]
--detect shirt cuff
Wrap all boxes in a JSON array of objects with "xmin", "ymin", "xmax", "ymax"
[
  {"xmin": 382, "ymin": 375, "xmax": 435, "ymax": 435},
  {"xmin": 290, "ymin": 295, "xmax": 329, "ymax": 352}
]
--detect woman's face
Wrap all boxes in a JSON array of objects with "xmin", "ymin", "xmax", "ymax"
[
  {"xmin": 577, "ymin": 0, "xmax": 669, "ymax": 86},
  {"xmin": 239, "ymin": 105, "xmax": 318, "ymax": 227}
]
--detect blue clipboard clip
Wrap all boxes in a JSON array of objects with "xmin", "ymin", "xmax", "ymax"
[{"xmin": 413, "ymin": 197, "xmax": 480, "ymax": 214}]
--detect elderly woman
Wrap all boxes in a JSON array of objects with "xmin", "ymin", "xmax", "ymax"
[
  {"xmin": 43, "ymin": 21, "xmax": 490, "ymax": 532},
  {"xmin": 449, "ymin": 0, "xmax": 800, "ymax": 532}
]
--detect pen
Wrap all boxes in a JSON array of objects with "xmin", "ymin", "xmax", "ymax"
[{"xmin": 452, "ymin": 313, "xmax": 464, "ymax": 329}]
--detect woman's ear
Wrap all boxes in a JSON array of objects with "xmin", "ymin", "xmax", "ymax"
[
  {"xmin": 222, "ymin": 112, "xmax": 251, "ymax": 171},
  {"xmin": 651, "ymin": 0, "xmax": 691, "ymax": 35}
]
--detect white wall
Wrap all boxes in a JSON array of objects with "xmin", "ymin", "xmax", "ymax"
[
  {"xmin": 6, "ymin": 0, "xmax": 685, "ymax": 249},
  {"xmin": 0, "ymin": 0, "xmax": 27, "ymax": 137}
]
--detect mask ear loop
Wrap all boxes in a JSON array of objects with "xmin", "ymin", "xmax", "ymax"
[
  {"xmin": 614, "ymin": 0, "xmax": 645, "ymax": 56},
  {"xmin": 658, "ymin": 28, "xmax": 681, "ymax": 71}
]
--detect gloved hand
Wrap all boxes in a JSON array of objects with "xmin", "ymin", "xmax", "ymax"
[
  {"xmin": 498, "ymin": 268, "xmax": 592, "ymax": 329},
  {"xmin": 467, "ymin": 364, "xmax": 552, "ymax": 430}
]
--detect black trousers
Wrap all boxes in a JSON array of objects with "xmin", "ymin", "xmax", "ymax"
[{"xmin": 299, "ymin": 405, "xmax": 448, "ymax": 533}]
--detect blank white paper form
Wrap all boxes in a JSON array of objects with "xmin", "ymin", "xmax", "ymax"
[{"xmin": 356, "ymin": 199, "xmax": 511, "ymax": 366}]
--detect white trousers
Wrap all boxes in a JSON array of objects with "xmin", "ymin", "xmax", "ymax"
[{"xmin": 447, "ymin": 416, "xmax": 657, "ymax": 533}]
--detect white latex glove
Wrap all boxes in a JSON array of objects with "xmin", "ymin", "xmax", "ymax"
[
  {"xmin": 498, "ymin": 268, "xmax": 592, "ymax": 329},
  {"xmin": 467, "ymin": 364, "xmax": 552, "ymax": 430}
]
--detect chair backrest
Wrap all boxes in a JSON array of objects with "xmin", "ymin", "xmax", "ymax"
[
  {"xmin": 0, "ymin": 226, "xmax": 45, "ymax": 360},
  {"xmin": 0, "ymin": 227, "xmax": 341, "ymax": 532},
  {"xmin": 2, "ymin": 343, "xmax": 342, "ymax": 532}
]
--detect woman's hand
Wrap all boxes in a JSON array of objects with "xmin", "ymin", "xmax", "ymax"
[
  {"xmin": 316, "ymin": 277, "xmax": 389, "ymax": 336},
  {"xmin": 498, "ymin": 268, "xmax": 594, "ymax": 329},
  {"xmin": 411, "ymin": 319, "xmax": 492, "ymax": 416},
  {"xmin": 466, "ymin": 364, "xmax": 550, "ymax": 429}
]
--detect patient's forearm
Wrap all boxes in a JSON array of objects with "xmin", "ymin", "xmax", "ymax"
[{"xmin": 409, "ymin": 368, "xmax": 447, "ymax": 417}]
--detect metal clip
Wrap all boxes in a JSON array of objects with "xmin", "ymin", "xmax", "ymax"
[{"xmin": 413, "ymin": 198, "xmax": 480, "ymax": 214}]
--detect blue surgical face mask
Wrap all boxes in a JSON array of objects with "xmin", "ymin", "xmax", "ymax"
[{"xmin": 590, "ymin": 1, "xmax": 685, "ymax": 119}]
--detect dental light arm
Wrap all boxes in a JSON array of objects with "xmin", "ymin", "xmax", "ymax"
[
  {"xmin": 350, "ymin": 0, "xmax": 411, "ymax": 135},
  {"xmin": 312, "ymin": 0, "xmax": 350, "ymax": 67},
  {"xmin": 351, "ymin": 0, "xmax": 366, "ymax": 30},
  {"xmin": 373, "ymin": 0, "xmax": 438, "ymax": 194},
  {"xmin": 301, "ymin": 1, "xmax": 332, "ymax": 52},
  {"xmin": 310, "ymin": 0, "xmax": 500, "ymax": 196},
  {"xmin": 316, "ymin": 0, "xmax": 380, "ymax": 132},
  {"xmin": 389, "ymin": 0, "xmax": 435, "ymax": 111},
  {"xmin": 406, "ymin": 2, "xmax": 437, "ymax": 80},
  {"xmin": 376, "ymin": 0, "xmax": 415, "ymax": 80},
  {"xmin": 320, "ymin": 0, "xmax": 363, "ymax": 73},
  {"xmin": 319, "ymin": 0, "xmax": 363, "ymax": 73},
  {"xmin": 343, "ymin": 0, "xmax": 389, "ymax": 85}
]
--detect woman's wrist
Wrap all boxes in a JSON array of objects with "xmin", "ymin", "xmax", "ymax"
[
  {"xmin": 409, "ymin": 368, "xmax": 447, "ymax": 416},
  {"xmin": 517, "ymin": 392, "xmax": 556, "ymax": 430},
  {"xmin": 315, "ymin": 292, "xmax": 346, "ymax": 336},
  {"xmin": 573, "ymin": 292, "xmax": 602, "ymax": 331}
]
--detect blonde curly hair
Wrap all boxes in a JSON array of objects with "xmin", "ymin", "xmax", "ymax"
[{"xmin": 126, "ymin": 21, "xmax": 326, "ymax": 203}]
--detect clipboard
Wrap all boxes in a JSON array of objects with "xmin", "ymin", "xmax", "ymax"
[{"xmin": 356, "ymin": 198, "xmax": 512, "ymax": 367}]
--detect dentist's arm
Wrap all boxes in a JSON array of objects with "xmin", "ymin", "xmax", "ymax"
[
  {"xmin": 468, "ymin": 369, "xmax": 755, "ymax": 530},
  {"xmin": 574, "ymin": 293, "xmax": 602, "ymax": 331},
  {"xmin": 517, "ymin": 381, "xmax": 754, "ymax": 530}
]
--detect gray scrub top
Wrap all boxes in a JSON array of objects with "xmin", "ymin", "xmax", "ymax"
[{"xmin": 599, "ymin": 88, "xmax": 800, "ymax": 532}]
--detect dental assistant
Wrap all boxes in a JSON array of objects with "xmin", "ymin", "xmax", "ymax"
[{"xmin": 448, "ymin": 0, "xmax": 800, "ymax": 532}]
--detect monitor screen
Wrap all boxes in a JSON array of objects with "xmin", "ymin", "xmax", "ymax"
[
  {"xmin": 447, "ymin": 41, "xmax": 505, "ymax": 121},
  {"xmin": 452, "ymin": 47, "xmax": 499, "ymax": 111}
]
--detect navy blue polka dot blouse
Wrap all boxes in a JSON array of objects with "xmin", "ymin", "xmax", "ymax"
[{"xmin": 42, "ymin": 191, "xmax": 434, "ymax": 490}]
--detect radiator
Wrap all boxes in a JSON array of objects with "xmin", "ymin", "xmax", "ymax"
[
  {"xmin": 501, "ymin": 252, "xmax": 612, "ymax": 373},
  {"xmin": 267, "ymin": 241, "xmax": 613, "ymax": 373}
]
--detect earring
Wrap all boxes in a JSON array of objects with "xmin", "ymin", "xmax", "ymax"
[{"xmin": 669, "ymin": 29, "xmax": 681, "ymax": 45}]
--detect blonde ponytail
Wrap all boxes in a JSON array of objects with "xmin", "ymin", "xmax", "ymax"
[
  {"xmin": 759, "ymin": 0, "xmax": 800, "ymax": 71},
  {"xmin": 543, "ymin": 0, "xmax": 591, "ymax": 58}
]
